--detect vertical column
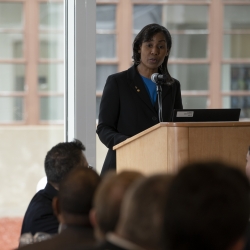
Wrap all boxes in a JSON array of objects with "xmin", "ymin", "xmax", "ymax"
[
  {"xmin": 117, "ymin": 0, "xmax": 133, "ymax": 72},
  {"xmin": 66, "ymin": 0, "xmax": 96, "ymax": 168},
  {"xmin": 25, "ymin": 0, "xmax": 39, "ymax": 124},
  {"xmin": 209, "ymin": 0, "xmax": 223, "ymax": 108}
]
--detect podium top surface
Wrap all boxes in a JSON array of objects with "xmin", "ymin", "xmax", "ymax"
[{"xmin": 113, "ymin": 121, "xmax": 250, "ymax": 150}]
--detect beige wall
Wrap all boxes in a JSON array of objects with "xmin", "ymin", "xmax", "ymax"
[{"xmin": 0, "ymin": 126, "xmax": 107, "ymax": 217}]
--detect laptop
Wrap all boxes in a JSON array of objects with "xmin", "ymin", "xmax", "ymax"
[{"xmin": 171, "ymin": 109, "xmax": 241, "ymax": 122}]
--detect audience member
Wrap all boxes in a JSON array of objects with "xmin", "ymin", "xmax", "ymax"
[
  {"xmin": 21, "ymin": 139, "xmax": 89, "ymax": 235},
  {"xmin": 163, "ymin": 161, "xmax": 250, "ymax": 250},
  {"xmin": 19, "ymin": 166, "xmax": 100, "ymax": 250},
  {"xmin": 89, "ymin": 171, "xmax": 143, "ymax": 242},
  {"xmin": 82, "ymin": 174, "xmax": 173, "ymax": 250},
  {"xmin": 114, "ymin": 174, "xmax": 173, "ymax": 250}
]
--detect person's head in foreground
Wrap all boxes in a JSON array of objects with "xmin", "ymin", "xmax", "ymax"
[
  {"xmin": 116, "ymin": 174, "xmax": 174, "ymax": 250},
  {"xmin": 53, "ymin": 166, "xmax": 101, "ymax": 229},
  {"xmin": 164, "ymin": 161, "xmax": 250, "ymax": 250},
  {"xmin": 90, "ymin": 170, "xmax": 143, "ymax": 242}
]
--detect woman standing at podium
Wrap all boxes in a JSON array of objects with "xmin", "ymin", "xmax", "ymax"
[{"xmin": 97, "ymin": 23, "xmax": 183, "ymax": 175}]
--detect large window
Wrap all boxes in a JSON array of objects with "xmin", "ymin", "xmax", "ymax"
[
  {"xmin": 96, "ymin": 0, "xmax": 250, "ymax": 120},
  {"xmin": 222, "ymin": 4, "xmax": 250, "ymax": 119},
  {"xmin": 96, "ymin": 4, "xmax": 118, "ymax": 118},
  {"xmin": 0, "ymin": 1, "xmax": 64, "ymax": 249},
  {"xmin": 0, "ymin": 1, "xmax": 64, "ymax": 125},
  {"xmin": 0, "ymin": 2, "xmax": 25, "ymax": 123}
]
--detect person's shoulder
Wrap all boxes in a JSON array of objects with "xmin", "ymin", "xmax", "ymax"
[
  {"xmin": 171, "ymin": 78, "xmax": 180, "ymax": 85},
  {"xmin": 107, "ymin": 68, "xmax": 130, "ymax": 81}
]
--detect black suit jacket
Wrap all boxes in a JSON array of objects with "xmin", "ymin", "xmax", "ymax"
[
  {"xmin": 21, "ymin": 182, "xmax": 59, "ymax": 235},
  {"xmin": 19, "ymin": 225, "xmax": 96, "ymax": 250},
  {"xmin": 97, "ymin": 64, "xmax": 183, "ymax": 175}
]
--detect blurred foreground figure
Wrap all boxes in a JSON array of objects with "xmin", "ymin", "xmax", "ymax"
[
  {"xmin": 164, "ymin": 161, "xmax": 250, "ymax": 250},
  {"xmin": 90, "ymin": 170, "xmax": 143, "ymax": 242},
  {"xmin": 80, "ymin": 174, "xmax": 173, "ymax": 250},
  {"xmin": 19, "ymin": 167, "xmax": 100, "ymax": 250},
  {"xmin": 114, "ymin": 174, "xmax": 173, "ymax": 250}
]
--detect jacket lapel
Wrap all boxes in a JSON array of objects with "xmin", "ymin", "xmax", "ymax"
[{"xmin": 127, "ymin": 65, "xmax": 157, "ymax": 113}]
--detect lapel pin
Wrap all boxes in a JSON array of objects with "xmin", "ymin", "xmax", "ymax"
[{"xmin": 135, "ymin": 86, "xmax": 140, "ymax": 92}]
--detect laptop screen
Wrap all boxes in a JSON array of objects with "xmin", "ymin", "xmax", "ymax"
[{"xmin": 171, "ymin": 109, "xmax": 241, "ymax": 122}]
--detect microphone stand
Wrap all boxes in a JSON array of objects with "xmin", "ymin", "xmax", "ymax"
[{"xmin": 156, "ymin": 82, "xmax": 163, "ymax": 122}]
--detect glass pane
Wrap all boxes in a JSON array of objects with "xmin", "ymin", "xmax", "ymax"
[
  {"xmin": 162, "ymin": 5, "xmax": 208, "ymax": 30},
  {"xmin": 0, "ymin": 33, "xmax": 23, "ymax": 59},
  {"xmin": 171, "ymin": 34, "xmax": 207, "ymax": 59},
  {"xmin": 96, "ymin": 34, "xmax": 116, "ymax": 59},
  {"xmin": 0, "ymin": 64, "xmax": 25, "ymax": 91},
  {"xmin": 224, "ymin": 5, "xmax": 250, "ymax": 30},
  {"xmin": 0, "ymin": 1, "xmax": 65, "ymax": 247},
  {"xmin": 40, "ymin": 96, "xmax": 64, "ymax": 121},
  {"xmin": 133, "ymin": 0, "xmax": 208, "ymax": 2},
  {"xmin": 0, "ymin": 3, "xmax": 23, "ymax": 29},
  {"xmin": 222, "ymin": 64, "xmax": 250, "ymax": 91},
  {"xmin": 39, "ymin": 3, "xmax": 64, "ymax": 29},
  {"xmin": 133, "ymin": 5, "xmax": 208, "ymax": 31},
  {"xmin": 168, "ymin": 64, "xmax": 208, "ymax": 90},
  {"xmin": 222, "ymin": 96, "xmax": 250, "ymax": 119},
  {"xmin": 133, "ymin": 5, "xmax": 162, "ymax": 31},
  {"xmin": 96, "ymin": 65, "xmax": 118, "ymax": 91},
  {"xmin": 0, "ymin": 97, "xmax": 23, "ymax": 121},
  {"xmin": 38, "ymin": 64, "xmax": 64, "ymax": 92},
  {"xmin": 96, "ymin": 5, "xmax": 116, "ymax": 30},
  {"xmin": 182, "ymin": 96, "xmax": 208, "ymax": 109},
  {"xmin": 223, "ymin": 34, "xmax": 250, "ymax": 58},
  {"xmin": 39, "ymin": 33, "xmax": 64, "ymax": 59}
]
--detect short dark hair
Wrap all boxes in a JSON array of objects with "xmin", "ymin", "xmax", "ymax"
[
  {"xmin": 164, "ymin": 161, "xmax": 250, "ymax": 250},
  {"xmin": 44, "ymin": 139, "xmax": 88, "ymax": 184},
  {"xmin": 132, "ymin": 23, "xmax": 173, "ymax": 83},
  {"xmin": 58, "ymin": 167, "xmax": 100, "ymax": 215}
]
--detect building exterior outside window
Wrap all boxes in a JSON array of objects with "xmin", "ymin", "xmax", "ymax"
[{"xmin": 96, "ymin": 0, "xmax": 250, "ymax": 120}]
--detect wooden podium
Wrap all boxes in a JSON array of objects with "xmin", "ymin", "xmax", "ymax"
[{"xmin": 113, "ymin": 122, "xmax": 250, "ymax": 175}]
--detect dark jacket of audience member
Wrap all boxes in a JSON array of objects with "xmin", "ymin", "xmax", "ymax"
[
  {"xmin": 164, "ymin": 161, "xmax": 250, "ymax": 250},
  {"xmin": 19, "ymin": 167, "xmax": 100, "ymax": 250},
  {"xmin": 21, "ymin": 139, "xmax": 89, "ymax": 235}
]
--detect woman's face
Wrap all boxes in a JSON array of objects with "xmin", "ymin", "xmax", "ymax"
[{"xmin": 138, "ymin": 32, "xmax": 168, "ymax": 72}]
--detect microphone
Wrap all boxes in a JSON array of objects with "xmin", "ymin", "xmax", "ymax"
[{"xmin": 151, "ymin": 73, "xmax": 167, "ymax": 84}]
